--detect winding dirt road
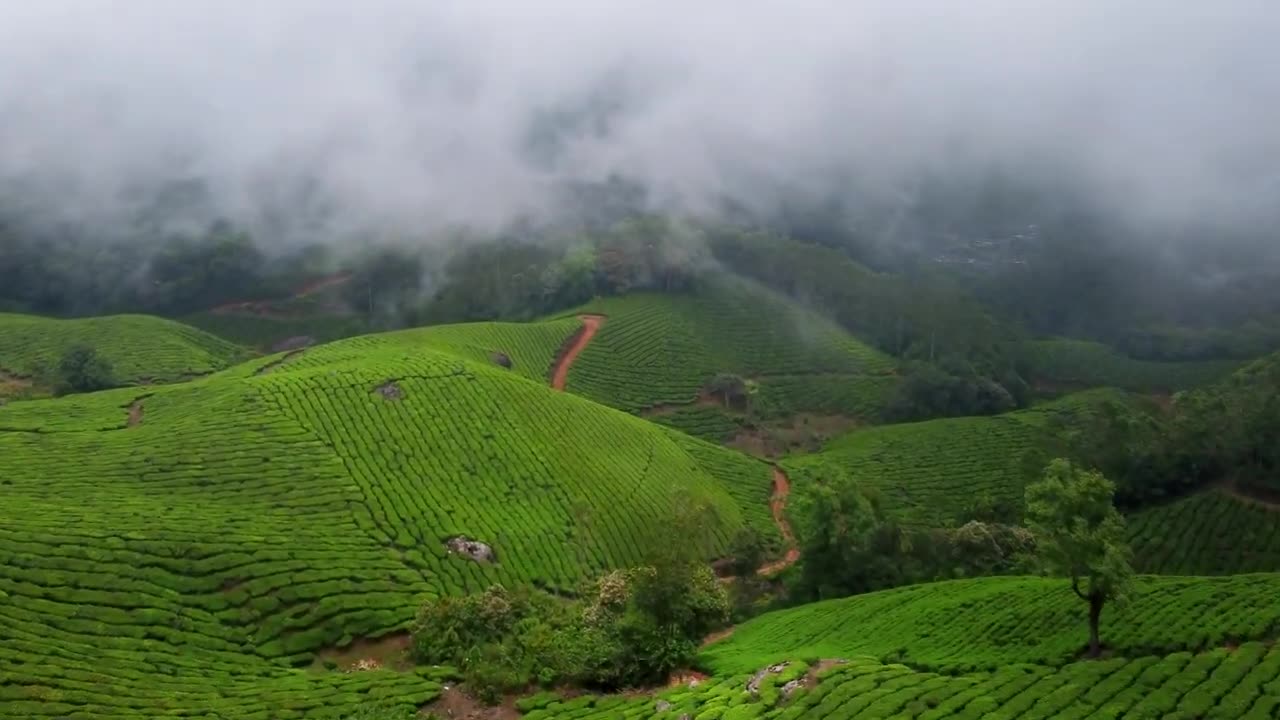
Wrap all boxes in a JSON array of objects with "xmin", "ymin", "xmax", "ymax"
[
  {"xmin": 758, "ymin": 466, "xmax": 800, "ymax": 576},
  {"xmin": 546, "ymin": 312, "xmax": 799, "ymax": 576},
  {"xmin": 550, "ymin": 315, "xmax": 604, "ymax": 391}
]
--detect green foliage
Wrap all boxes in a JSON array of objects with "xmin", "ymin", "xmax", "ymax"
[
  {"xmin": 1127, "ymin": 490, "xmax": 1280, "ymax": 575},
  {"xmin": 410, "ymin": 566, "xmax": 729, "ymax": 698},
  {"xmin": 782, "ymin": 397, "xmax": 1082, "ymax": 529},
  {"xmin": 1024, "ymin": 338, "xmax": 1239, "ymax": 393},
  {"xmin": 535, "ymin": 645, "xmax": 1280, "ymax": 720},
  {"xmin": 699, "ymin": 574, "xmax": 1280, "ymax": 676},
  {"xmin": 0, "ymin": 312, "xmax": 246, "ymax": 388},
  {"xmin": 885, "ymin": 361, "xmax": 1020, "ymax": 422},
  {"xmin": 0, "ymin": 316, "xmax": 776, "ymax": 715},
  {"xmin": 54, "ymin": 344, "xmax": 116, "ymax": 394},
  {"xmin": 1025, "ymin": 460, "xmax": 1134, "ymax": 655},
  {"xmin": 564, "ymin": 279, "xmax": 896, "ymax": 415}
]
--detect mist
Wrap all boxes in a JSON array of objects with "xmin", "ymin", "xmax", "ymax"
[{"xmin": 1, "ymin": 1, "xmax": 1277, "ymax": 247}]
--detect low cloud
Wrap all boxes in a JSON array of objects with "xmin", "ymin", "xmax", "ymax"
[{"xmin": 0, "ymin": 1, "xmax": 1276, "ymax": 245}]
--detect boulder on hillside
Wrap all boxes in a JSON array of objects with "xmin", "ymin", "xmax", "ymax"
[
  {"xmin": 490, "ymin": 351, "xmax": 513, "ymax": 369},
  {"xmin": 445, "ymin": 536, "xmax": 495, "ymax": 563}
]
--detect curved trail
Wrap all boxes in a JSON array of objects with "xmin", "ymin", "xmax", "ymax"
[
  {"xmin": 546, "ymin": 311, "xmax": 799, "ymax": 654},
  {"xmin": 757, "ymin": 465, "xmax": 800, "ymax": 576},
  {"xmin": 550, "ymin": 315, "xmax": 604, "ymax": 391}
]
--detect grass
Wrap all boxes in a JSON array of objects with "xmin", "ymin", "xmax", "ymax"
[
  {"xmin": 780, "ymin": 391, "xmax": 1121, "ymax": 528},
  {"xmin": 0, "ymin": 324, "xmax": 776, "ymax": 717},
  {"xmin": 1025, "ymin": 339, "xmax": 1240, "ymax": 393},
  {"xmin": 698, "ymin": 574, "xmax": 1280, "ymax": 675},
  {"xmin": 1128, "ymin": 489, "xmax": 1280, "ymax": 575},
  {"xmin": 521, "ymin": 644, "xmax": 1280, "ymax": 719},
  {"xmin": 0, "ymin": 312, "xmax": 247, "ymax": 392},
  {"xmin": 561, "ymin": 278, "xmax": 897, "ymax": 417}
]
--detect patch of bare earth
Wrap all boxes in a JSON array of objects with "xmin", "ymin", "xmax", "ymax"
[
  {"xmin": 314, "ymin": 633, "xmax": 414, "ymax": 672},
  {"xmin": 424, "ymin": 686, "xmax": 521, "ymax": 720},
  {"xmin": 374, "ymin": 381, "xmax": 404, "ymax": 401},
  {"xmin": 802, "ymin": 659, "xmax": 847, "ymax": 688},
  {"xmin": 0, "ymin": 370, "xmax": 34, "ymax": 400},
  {"xmin": 1220, "ymin": 479, "xmax": 1280, "ymax": 511},
  {"xmin": 726, "ymin": 414, "xmax": 860, "ymax": 460},
  {"xmin": 126, "ymin": 400, "xmax": 144, "ymax": 428},
  {"xmin": 253, "ymin": 349, "xmax": 307, "ymax": 375}
]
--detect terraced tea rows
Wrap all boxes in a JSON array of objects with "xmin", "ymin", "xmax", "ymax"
[
  {"xmin": 1128, "ymin": 489, "xmax": 1280, "ymax": 575},
  {"xmin": 269, "ymin": 316, "xmax": 581, "ymax": 385},
  {"xmin": 563, "ymin": 280, "xmax": 895, "ymax": 414},
  {"xmin": 1025, "ymin": 339, "xmax": 1239, "ymax": 393},
  {"xmin": 0, "ymin": 335, "xmax": 777, "ymax": 716},
  {"xmin": 698, "ymin": 574, "xmax": 1280, "ymax": 675},
  {"xmin": 781, "ymin": 392, "xmax": 1122, "ymax": 527},
  {"xmin": 523, "ymin": 644, "xmax": 1280, "ymax": 719},
  {"xmin": 0, "ymin": 312, "xmax": 246, "ymax": 387}
]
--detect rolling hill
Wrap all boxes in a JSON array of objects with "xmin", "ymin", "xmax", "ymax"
[
  {"xmin": 0, "ymin": 312, "xmax": 247, "ymax": 397},
  {"xmin": 1023, "ymin": 338, "xmax": 1240, "ymax": 394},
  {"xmin": 514, "ymin": 574, "xmax": 1280, "ymax": 720},
  {"xmin": 0, "ymin": 320, "xmax": 780, "ymax": 718},
  {"xmin": 780, "ymin": 391, "xmax": 1124, "ymax": 528}
]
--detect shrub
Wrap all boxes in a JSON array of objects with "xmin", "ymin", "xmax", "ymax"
[{"xmin": 55, "ymin": 345, "xmax": 116, "ymax": 394}]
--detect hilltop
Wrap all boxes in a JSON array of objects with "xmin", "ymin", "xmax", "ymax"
[{"xmin": 0, "ymin": 312, "xmax": 246, "ymax": 399}]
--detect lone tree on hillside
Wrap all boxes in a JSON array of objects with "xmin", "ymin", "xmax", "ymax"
[
  {"xmin": 55, "ymin": 345, "xmax": 116, "ymax": 395},
  {"xmin": 1025, "ymin": 459, "xmax": 1134, "ymax": 658},
  {"xmin": 706, "ymin": 373, "xmax": 748, "ymax": 410}
]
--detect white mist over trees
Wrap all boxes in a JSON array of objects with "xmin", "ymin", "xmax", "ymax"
[{"xmin": 0, "ymin": 1, "xmax": 1277, "ymax": 243}]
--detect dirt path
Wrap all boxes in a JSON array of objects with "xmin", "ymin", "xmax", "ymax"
[
  {"xmin": 1221, "ymin": 481, "xmax": 1280, "ymax": 512},
  {"xmin": 758, "ymin": 466, "xmax": 800, "ymax": 576},
  {"xmin": 126, "ymin": 400, "xmax": 144, "ymax": 428},
  {"xmin": 293, "ymin": 271, "xmax": 352, "ymax": 298},
  {"xmin": 550, "ymin": 315, "xmax": 604, "ymax": 391}
]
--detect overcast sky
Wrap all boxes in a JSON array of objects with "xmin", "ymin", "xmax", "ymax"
[{"xmin": 0, "ymin": 1, "xmax": 1276, "ymax": 243}]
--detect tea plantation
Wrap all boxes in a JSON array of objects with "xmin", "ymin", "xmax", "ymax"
[
  {"xmin": 1128, "ymin": 489, "xmax": 1280, "ymax": 575},
  {"xmin": 0, "ymin": 329, "xmax": 778, "ymax": 717},
  {"xmin": 1024, "ymin": 339, "xmax": 1239, "ymax": 393},
  {"xmin": 522, "ymin": 645, "xmax": 1280, "ymax": 719},
  {"xmin": 560, "ymin": 279, "xmax": 897, "ymax": 417},
  {"xmin": 779, "ymin": 392, "xmax": 1119, "ymax": 527},
  {"xmin": 0, "ymin": 312, "xmax": 246, "ymax": 388},
  {"xmin": 699, "ymin": 574, "xmax": 1280, "ymax": 675}
]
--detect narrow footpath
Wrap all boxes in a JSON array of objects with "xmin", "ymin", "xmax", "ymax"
[{"xmin": 550, "ymin": 315, "xmax": 605, "ymax": 391}]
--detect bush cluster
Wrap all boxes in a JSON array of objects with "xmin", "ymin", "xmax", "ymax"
[{"xmin": 411, "ymin": 565, "xmax": 729, "ymax": 702}]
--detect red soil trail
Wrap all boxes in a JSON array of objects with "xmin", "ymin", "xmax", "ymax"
[
  {"xmin": 757, "ymin": 465, "xmax": 800, "ymax": 577},
  {"xmin": 293, "ymin": 271, "xmax": 353, "ymax": 298},
  {"xmin": 210, "ymin": 271, "xmax": 353, "ymax": 315},
  {"xmin": 550, "ymin": 315, "xmax": 605, "ymax": 391}
]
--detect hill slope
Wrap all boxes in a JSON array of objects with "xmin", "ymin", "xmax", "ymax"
[
  {"xmin": 0, "ymin": 323, "xmax": 777, "ymax": 717},
  {"xmin": 699, "ymin": 574, "xmax": 1280, "ymax": 675},
  {"xmin": 781, "ymin": 391, "xmax": 1122, "ymax": 527},
  {"xmin": 1024, "ymin": 338, "xmax": 1240, "ymax": 393},
  {"xmin": 557, "ymin": 279, "xmax": 898, "ymax": 448},
  {"xmin": 0, "ymin": 312, "xmax": 246, "ymax": 393}
]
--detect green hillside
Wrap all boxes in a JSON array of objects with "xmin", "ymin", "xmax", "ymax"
[
  {"xmin": 0, "ymin": 312, "xmax": 247, "ymax": 392},
  {"xmin": 560, "ymin": 279, "xmax": 897, "ymax": 438},
  {"xmin": 524, "ymin": 644, "xmax": 1280, "ymax": 720},
  {"xmin": 781, "ymin": 391, "xmax": 1121, "ymax": 527},
  {"xmin": 0, "ymin": 327, "xmax": 777, "ymax": 717},
  {"xmin": 1129, "ymin": 489, "xmax": 1280, "ymax": 575},
  {"xmin": 699, "ymin": 574, "xmax": 1280, "ymax": 675},
  {"xmin": 1025, "ymin": 338, "xmax": 1239, "ymax": 393}
]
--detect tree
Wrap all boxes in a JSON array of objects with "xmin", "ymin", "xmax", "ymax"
[
  {"xmin": 1024, "ymin": 459, "xmax": 1134, "ymax": 657},
  {"xmin": 55, "ymin": 345, "xmax": 116, "ymax": 395},
  {"xmin": 705, "ymin": 373, "xmax": 747, "ymax": 409}
]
